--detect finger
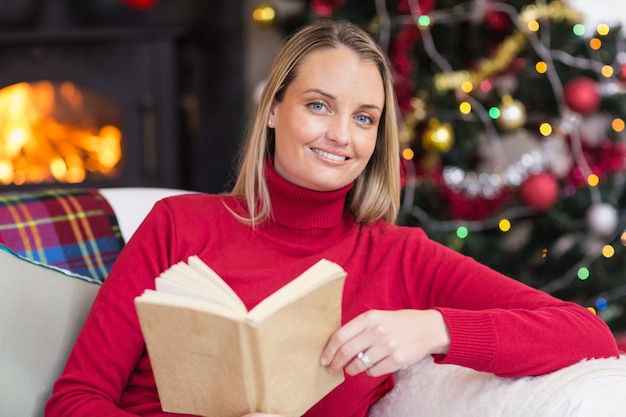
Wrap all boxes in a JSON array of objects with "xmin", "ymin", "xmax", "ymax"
[
  {"xmin": 349, "ymin": 350, "xmax": 376, "ymax": 375},
  {"xmin": 326, "ymin": 326, "xmax": 391, "ymax": 375},
  {"xmin": 345, "ymin": 345, "xmax": 389, "ymax": 376},
  {"xmin": 324, "ymin": 326, "xmax": 379, "ymax": 374},
  {"xmin": 320, "ymin": 316, "xmax": 369, "ymax": 367}
]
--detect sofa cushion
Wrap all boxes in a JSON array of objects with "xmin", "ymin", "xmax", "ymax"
[
  {"xmin": 370, "ymin": 355, "xmax": 626, "ymax": 417},
  {"xmin": 99, "ymin": 187, "xmax": 193, "ymax": 242},
  {"xmin": 0, "ymin": 188, "xmax": 124, "ymax": 281},
  {"xmin": 0, "ymin": 245, "xmax": 100, "ymax": 417}
]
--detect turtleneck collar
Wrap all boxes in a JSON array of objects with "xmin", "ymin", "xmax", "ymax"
[{"xmin": 264, "ymin": 158, "xmax": 354, "ymax": 230}]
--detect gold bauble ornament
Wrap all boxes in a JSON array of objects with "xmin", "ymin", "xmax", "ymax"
[
  {"xmin": 496, "ymin": 95, "xmax": 527, "ymax": 131},
  {"xmin": 422, "ymin": 119, "xmax": 454, "ymax": 153}
]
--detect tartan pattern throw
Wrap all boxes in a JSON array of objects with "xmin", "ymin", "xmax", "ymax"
[{"xmin": 0, "ymin": 188, "xmax": 124, "ymax": 281}]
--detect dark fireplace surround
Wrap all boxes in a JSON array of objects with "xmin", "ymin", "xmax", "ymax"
[{"xmin": 0, "ymin": 0, "xmax": 244, "ymax": 193}]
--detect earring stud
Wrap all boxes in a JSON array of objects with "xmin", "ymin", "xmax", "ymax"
[{"xmin": 268, "ymin": 120, "xmax": 273, "ymax": 127}]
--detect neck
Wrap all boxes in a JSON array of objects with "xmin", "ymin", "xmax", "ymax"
[{"xmin": 256, "ymin": 159, "xmax": 357, "ymax": 247}]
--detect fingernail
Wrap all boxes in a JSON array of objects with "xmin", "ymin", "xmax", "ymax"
[{"xmin": 320, "ymin": 356, "xmax": 329, "ymax": 366}]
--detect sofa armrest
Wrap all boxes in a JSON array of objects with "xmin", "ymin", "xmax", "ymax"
[
  {"xmin": 369, "ymin": 355, "xmax": 626, "ymax": 417},
  {"xmin": 0, "ymin": 248, "xmax": 100, "ymax": 417}
]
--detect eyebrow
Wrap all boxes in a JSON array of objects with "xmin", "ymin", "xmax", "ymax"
[{"xmin": 305, "ymin": 88, "xmax": 383, "ymax": 112}]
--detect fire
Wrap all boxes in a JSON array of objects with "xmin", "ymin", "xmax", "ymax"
[{"xmin": 0, "ymin": 81, "xmax": 122, "ymax": 185}]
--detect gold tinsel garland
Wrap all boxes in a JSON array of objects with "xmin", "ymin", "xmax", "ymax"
[
  {"xmin": 432, "ymin": 1, "xmax": 583, "ymax": 93},
  {"xmin": 400, "ymin": 1, "xmax": 583, "ymax": 148}
]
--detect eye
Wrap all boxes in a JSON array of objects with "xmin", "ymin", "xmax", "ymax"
[
  {"xmin": 355, "ymin": 114, "xmax": 375, "ymax": 125},
  {"xmin": 308, "ymin": 101, "xmax": 327, "ymax": 112}
]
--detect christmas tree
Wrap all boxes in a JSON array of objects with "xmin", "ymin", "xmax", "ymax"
[{"xmin": 256, "ymin": 0, "xmax": 626, "ymax": 334}]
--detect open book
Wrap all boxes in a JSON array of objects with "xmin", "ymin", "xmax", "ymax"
[{"xmin": 134, "ymin": 256, "xmax": 347, "ymax": 417}]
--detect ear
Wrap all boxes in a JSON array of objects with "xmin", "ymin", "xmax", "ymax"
[{"xmin": 270, "ymin": 100, "xmax": 277, "ymax": 114}]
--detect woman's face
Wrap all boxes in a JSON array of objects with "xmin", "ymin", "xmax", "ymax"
[{"xmin": 269, "ymin": 46, "xmax": 384, "ymax": 191}]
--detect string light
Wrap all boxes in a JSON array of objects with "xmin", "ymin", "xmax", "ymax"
[
  {"xmin": 595, "ymin": 298, "xmax": 609, "ymax": 311},
  {"xmin": 417, "ymin": 15, "xmax": 431, "ymax": 27},
  {"xmin": 535, "ymin": 61, "xmax": 548, "ymax": 73},
  {"xmin": 572, "ymin": 24, "xmax": 585, "ymax": 36},
  {"xmin": 460, "ymin": 81, "xmax": 473, "ymax": 93},
  {"xmin": 578, "ymin": 268, "xmax": 590, "ymax": 280},
  {"xmin": 527, "ymin": 20, "xmax": 540, "ymax": 32},
  {"xmin": 539, "ymin": 123, "xmax": 552, "ymax": 136},
  {"xmin": 480, "ymin": 80, "xmax": 492, "ymax": 93},
  {"xmin": 613, "ymin": 119, "xmax": 625, "ymax": 132},
  {"xmin": 252, "ymin": 4, "xmax": 276, "ymax": 26},
  {"xmin": 602, "ymin": 245, "xmax": 615, "ymax": 258},
  {"xmin": 456, "ymin": 226, "xmax": 469, "ymax": 239},
  {"xmin": 597, "ymin": 24, "xmax": 610, "ymax": 36},
  {"xmin": 590, "ymin": 38, "xmax": 602, "ymax": 50},
  {"xmin": 601, "ymin": 65, "xmax": 614, "ymax": 77},
  {"xmin": 459, "ymin": 102, "xmax": 472, "ymax": 115}
]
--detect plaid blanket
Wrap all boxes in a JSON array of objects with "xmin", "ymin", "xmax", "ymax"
[{"xmin": 0, "ymin": 188, "xmax": 124, "ymax": 281}]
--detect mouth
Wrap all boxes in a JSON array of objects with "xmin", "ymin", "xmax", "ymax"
[{"xmin": 310, "ymin": 147, "xmax": 348, "ymax": 162}]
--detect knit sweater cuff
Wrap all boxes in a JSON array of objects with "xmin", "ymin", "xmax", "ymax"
[{"xmin": 432, "ymin": 308, "xmax": 498, "ymax": 372}]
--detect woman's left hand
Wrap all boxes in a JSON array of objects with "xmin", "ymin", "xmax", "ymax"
[{"xmin": 320, "ymin": 309, "xmax": 450, "ymax": 377}]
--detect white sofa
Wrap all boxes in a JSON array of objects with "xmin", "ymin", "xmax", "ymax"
[
  {"xmin": 1, "ymin": 187, "xmax": 625, "ymax": 417},
  {"xmin": 0, "ymin": 187, "xmax": 189, "ymax": 417}
]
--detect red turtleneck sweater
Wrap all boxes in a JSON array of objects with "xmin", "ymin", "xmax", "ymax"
[{"xmin": 46, "ymin": 164, "xmax": 619, "ymax": 417}]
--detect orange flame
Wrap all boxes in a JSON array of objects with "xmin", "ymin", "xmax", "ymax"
[{"xmin": 0, "ymin": 81, "xmax": 122, "ymax": 185}]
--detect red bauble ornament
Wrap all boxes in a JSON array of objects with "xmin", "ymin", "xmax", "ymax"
[
  {"xmin": 616, "ymin": 333, "xmax": 626, "ymax": 353},
  {"xmin": 563, "ymin": 77, "xmax": 601, "ymax": 115},
  {"xmin": 619, "ymin": 63, "xmax": 626, "ymax": 81},
  {"xmin": 310, "ymin": 0, "xmax": 347, "ymax": 17},
  {"xmin": 122, "ymin": 0, "xmax": 157, "ymax": 10},
  {"xmin": 519, "ymin": 173, "xmax": 559, "ymax": 211},
  {"xmin": 485, "ymin": 10, "xmax": 510, "ymax": 33}
]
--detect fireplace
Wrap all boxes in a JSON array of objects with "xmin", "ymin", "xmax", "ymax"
[
  {"xmin": 0, "ymin": 0, "xmax": 244, "ymax": 193},
  {"xmin": 0, "ymin": 80, "xmax": 122, "ymax": 185}
]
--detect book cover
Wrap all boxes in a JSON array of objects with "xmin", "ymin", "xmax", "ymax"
[{"xmin": 135, "ymin": 256, "xmax": 346, "ymax": 417}]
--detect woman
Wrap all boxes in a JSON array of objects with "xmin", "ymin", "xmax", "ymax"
[{"xmin": 46, "ymin": 20, "xmax": 619, "ymax": 417}]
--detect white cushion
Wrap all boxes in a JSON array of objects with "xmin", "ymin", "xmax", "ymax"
[
  {"xmin": 99, "ymin": 187, "xmax": 192, "ymax": 242},
  {"xmin": 370, "ymin": 355, "xmax": 626, "ymax": 417},
  {"xmin": 0, "ymin": 247, "xmax": 100, "ymax": 417}
]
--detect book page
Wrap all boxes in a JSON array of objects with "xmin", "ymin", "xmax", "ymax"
[
  {"xmin": 135, "ymin": 299, "xmax": 258, "ymax": 417},
  {"xmin": 187, "ymin": 256, "xmax": 246, "ymax": 311},
  {"xmin": 249, "ymin": 259, "xmax": 346, "ymax": 322},
  {"xmin": 155, "ymin": 257, "xmax": 246, "ymax": 314},
  {"xmin": 254, "ymin": 274, "xmax": 346, "ymax": 415}
]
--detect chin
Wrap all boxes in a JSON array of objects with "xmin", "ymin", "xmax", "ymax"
[
  {"xmin": 290, "ymin": 169, "xmax": 356, "ymax": 191},
  {"xmin": 306, "ymin": 180, "xmax": 350, "ymax": 192}
]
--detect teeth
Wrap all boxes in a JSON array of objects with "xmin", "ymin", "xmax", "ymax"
[{"xmin": 311, "ymin": 148, "xmax": 347, "ymax": 162}]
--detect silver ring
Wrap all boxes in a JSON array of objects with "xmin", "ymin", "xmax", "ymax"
[{"xmin": 357, "ymin": 351, "xmax": 374, "ymax": 369}]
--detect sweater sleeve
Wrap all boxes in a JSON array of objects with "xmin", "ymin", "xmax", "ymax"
[
  {"xmin": 44, "ymin": 199, "xmax": 195, "ymax": 417},
  {"xmin": 404, "ymin": 232, "xmax": 619, "ymax": 377}
]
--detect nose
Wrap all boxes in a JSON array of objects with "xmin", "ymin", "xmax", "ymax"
[{"xmin": 326, "ymin": 115, "xmax": 351, "ymax": 146}]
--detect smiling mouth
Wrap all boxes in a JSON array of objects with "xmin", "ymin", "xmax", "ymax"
[{"xmin": 310, "ymin": 148, "xmax": 348, "ymax": 162}]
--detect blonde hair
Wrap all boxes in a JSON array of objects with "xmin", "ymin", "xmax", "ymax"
[{"xmin": 231, "ymin": 20, "xmax": 400, "ymax": 225}]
